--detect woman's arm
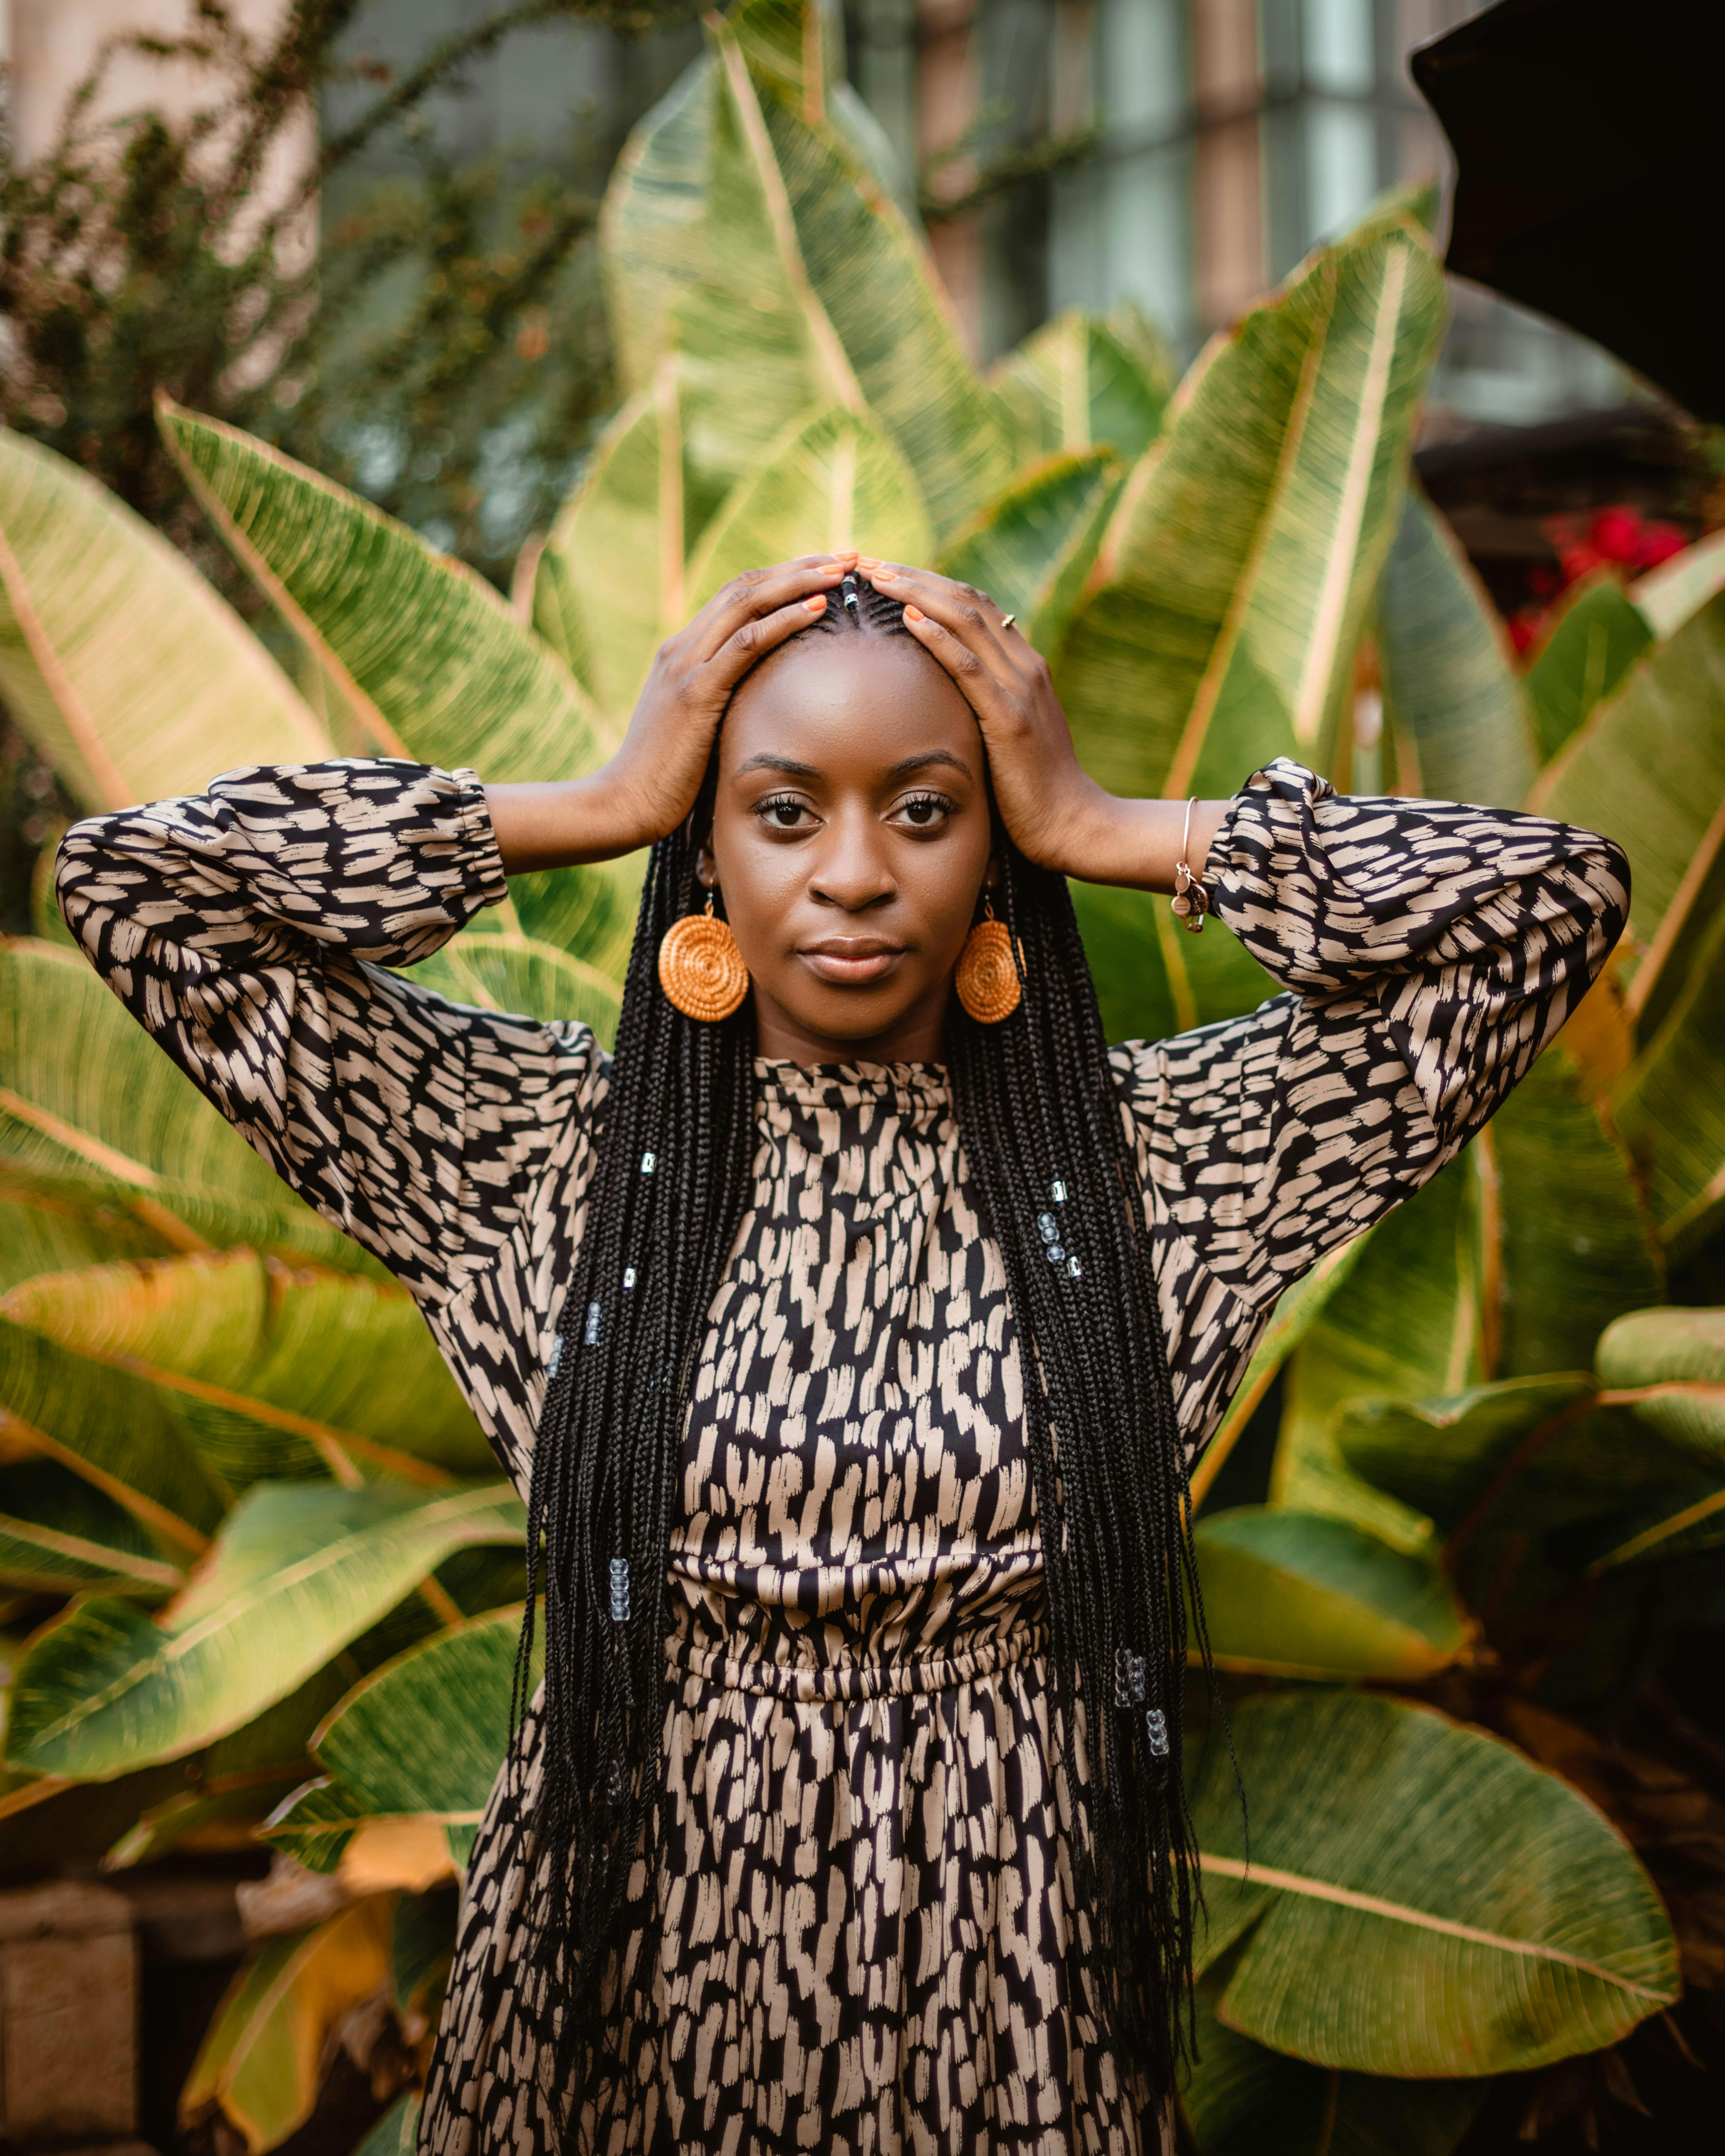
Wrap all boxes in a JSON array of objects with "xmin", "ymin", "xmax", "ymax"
[
  {"xmin": 55, "ymin": 759, "xmax": 591, "ymax": 1301},
  {"xmin": 1116, "ymin": 760, "xmax": 1630, "ymax": 1309}
]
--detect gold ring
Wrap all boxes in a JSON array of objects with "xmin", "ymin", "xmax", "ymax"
[{"xmin": 999, "ymin": 613, "xmax": 1017, "ymax": 631}]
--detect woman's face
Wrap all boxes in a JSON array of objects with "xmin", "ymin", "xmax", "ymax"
[{"xmin": 701, "ymin": 629, "xmax": 993, "ymax": 1065}]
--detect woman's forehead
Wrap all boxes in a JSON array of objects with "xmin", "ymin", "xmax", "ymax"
[{"xmin": 721, "ymin": 633, "xmax": 981, "ymax": 777}]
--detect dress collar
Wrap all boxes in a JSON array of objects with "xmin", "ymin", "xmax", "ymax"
[{"xmin": 753, "ymin": 1059, "xmax": 952, "ymax": 1121}]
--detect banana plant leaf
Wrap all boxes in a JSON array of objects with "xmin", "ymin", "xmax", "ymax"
[
  {"xmin": 1629, "ymin": 527, "xmax": 1725, "ymax": 642},
  {"xmin": 5, "ymin": 1480, "xmax": 525, "ymax": 1780},
  {"xmin": 1193, "ymin": 1507, "xmax": 1470, "ymax": 1681},
  {"xmin": 1190, "ymin": 1229, "xmax": 1377, "ymax": 1509},
  {"xmin": 1182, "ymin": 1950, "xmax": 1485, "ymax": 2155},
  {"xmin": 406, "ymin": 928, "xmax": 627, "ymax": 1043},
  {"xmin": 685, "ymin": 405, "xmax": 931, "ymax": 609},
  {"xmin": 1335, "ymin": 1374, "xmax": 1596, "ymax": 1538},
  {"xmin": 1273, "ymin": 1154, "xmax": 1484, "ymax": 1551},
  {"xmin": 1597, "ymin": 1306, "xmax": 1725, "ymax": 1463},
  {"xmin": 937, "ymin": 450, "xmax": 1124, "ymax": 657},
  {"xmin": 669, "ymin": 25, "xmax": 867, "ymax": 547},
  {"xmin": 156, "ymin": 397, "xmax": 619, "ymax": 783},
  {"xmin": 0, "ymin": 1458, "xmax": 185, "ymax": 1593},
  {"xmin": 1192, "ymin": 1688, "xmax": 1680, "ymax": 2076},
  {"xmin": 0, "ymin": 425, "xmax": 328, "ymax": 813},
  {"xmin": 3, "ymin": 1249, "xmax": 494, "ymax": 1487},
  {"xmin": 1482, "ymin": 1050, "xmax": 1664, "ymax": 1376},
  {"xmin": 1612, "ymin": 905, "xmax": 1725, "ymax": 1255},
  {"xmin": 1375, "ymin": 488, "xmax": 1537, "ymax": 807},
  {"xmin": 392, "ymin": 1885, "xmax": 458, "ymax": 2018},
  {"xmin": 355, "ymin": 2091, "xmax": 422, "ymax": 2156},
  {"xmin": 0, "ymin": 940, "xmax": 370, "ymax": 1270},
  {"xmin": 266, "ymin": 1606, "xmax": 532, "ymax": 1875},
  {"xmin": 1058, "ymin": 193, "xmax": 1446, "ymax": 809},
  {"xmin": 180, "ymin": 1895, "xmax": 394, "ymax": 2156},
  {"xmin": 1533, "ymin": 592, "xmax": 1725, "ymax": 1031},
  {"xmin": 0, "ymin": 1159, "xmax": 182, "ymax": 1293},
  {"xmin": 0, "ymin": 1312, "xmax": 228, "ymax": 1550},
  {"xmin": 1523, "ymin": 575, "xmax": 1653, "ymax": 764},
  {"xmin": 985, "ymin": 306, "xmax": 1173, "ymax": 469}
]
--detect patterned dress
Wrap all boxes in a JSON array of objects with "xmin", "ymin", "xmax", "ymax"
[{"xmin": 56, "ymin": 757, "xmax": 1627, "ymax": 2156}]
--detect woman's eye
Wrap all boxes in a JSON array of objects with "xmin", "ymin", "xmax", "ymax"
[
  {"xmin": 757, "ymin": 796, "xmax": 812, "ymax": 830},
  {"xmin": 894, "ymin": 793, "xmax": 954, "ymax": 830}
]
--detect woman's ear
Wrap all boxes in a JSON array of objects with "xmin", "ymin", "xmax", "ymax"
[
  {"xmin": 983, "ymin": 852, "xmax": 1000, "ymax": 892},
  {"xmin": 695, "ymin": 842, "xmax": 719, "ymax": 890}
]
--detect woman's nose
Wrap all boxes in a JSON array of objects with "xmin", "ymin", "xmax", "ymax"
[{"xmin": 808, "ymin": 812, "xmax": 895, "ymax": 911}]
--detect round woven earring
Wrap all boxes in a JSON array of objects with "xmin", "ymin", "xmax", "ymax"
[
  {"xmin": 658, "ymin": 897, "xmax": 750, "ymax": 1022},
  {"xmin": 954, "ymin": 899, "xmax": 1023, "ymax": 1023}
]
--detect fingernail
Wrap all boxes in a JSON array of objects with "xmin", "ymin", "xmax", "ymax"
[
  {"xmin": 904, "ymin": 603, "xmax": 925, "ymax": 623},
  {"xmin": 855, "ymin": 555, "xmax": 880, "ymax": 569},
  {"xmin": 875, "ymin": 567, "xmax": 898, "ymax": 582},
  {"xmin": 804, "ymin": 594, "xmax": 828, "ymax": 612}
]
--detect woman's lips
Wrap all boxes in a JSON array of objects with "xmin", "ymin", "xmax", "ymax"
[{"xmin": 800, "ymin": 938, "xmax": 905, "ymax": 985}]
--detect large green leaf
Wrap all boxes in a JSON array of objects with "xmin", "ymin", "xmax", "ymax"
[
  {"xmin": 0, "ymin": 1459, "xmax": 184, "ymax": 1593},
  {"xmin": 3, "ymin": 1250, "xmax": 493, "ymax": 1487},
  {"xmin": 180, "ymin": 1896, "xmax": 394, "ymax": 2155},
  {"xmin": 266, "ymin": 1607, "xmax": 530, "ymax": 1874},
  {"xmin": 0, "ymin": 426, "xmax": 327, "ymax": 813},
  {"xmin": 1273, "ymin": 1155, "xmax": 1483, "ymax": 1551},
  {"xmin": 532, "ymin": 387, "xmax": 681, "ymax": 724},
  {"xmin": 0, "ymin": 1158, "xmax": 182, "ymax": 1293},
  {"xmin": 1629, "ymin": 526, "xmax": 1725, "ymax": 641},
  {"xmin": 1534, "ymin": 592, "xmax": 1725, "ymax": 1027},
  {"xmin": 1524, "ymin": 575, "xmax": 1653, "ymax": 764},
  {"xmin": 157, "ymin": 397, "xmax": 618, "ymax": 782},
  {"xmin": 1613, "ymin": 905, "xmax": 1725, "ymax": 1254},
  {"xmin": 1194, "ymin": 1507, "xmax": 1469, "ymax": 1680},
  {"xmin": 1193, "ymin": 1689, "xmax": 1679, "ymax": 2076},
  {"xmin": 0, "ymin": 940, "xmax": 374, "ymax": 1270},
  {"xmin": 670, "ymin": 22, "xmax": 867, "ymax": 544},
  {"xmin": 1482, "ymin": 1050, "xmax": 1664, "ymax": 1376},
  {"xmin": 355, "ymin": 2092, "xmax": 422, "ymax": 2156},
  {"xmin": 1058, "ymin": 195, "xmax": 1446, "ymax": 806},
  {"xmin": 753, "ymin": 85, "xmax": 1013, "ymax": 538},
  {"xmin": 985, "ymin": 306, "xmax": 1173, "ymax": 469},
  {"xmin": 1376, "ymin": 489, "xmax": 1537, "ymax": 807},
  {"xmin": 407, "ymin": 928, "xmax": 625, "ymax": 1042},
  {"xmin": 685, "ymin": 405, "xmax": 931, "ymax": 609},
  {"xmin": 937, "ymin": 451, "xmax": 1124, "ymax": 658},
  {"xmin": 5, "ymin": 1481, "xmax": 524, "ymax": 1780},
  {"xmin": 0, "ymin": 1312, "xmax": 228, "ymax": 1551},
  {"xmin": 1182, "ymin": 1953, "xmax": 1484, "ymax": 2156},
  {"xmin": 1336, "ymin": 1375, "xmax": 1595, "ymax": 1539}
]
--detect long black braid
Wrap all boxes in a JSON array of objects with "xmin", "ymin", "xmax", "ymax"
[{"xmin": 511, "ymin": 574, "xmax": 1216, "ymax": 2139}]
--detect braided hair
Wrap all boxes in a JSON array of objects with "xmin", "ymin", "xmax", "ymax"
[{"xmin": 513, "ymin": 574, "xmax": 1214, "ymax": 2138}]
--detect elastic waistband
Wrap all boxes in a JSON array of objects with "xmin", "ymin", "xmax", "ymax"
[{"xmin": 665, "ymin": 1625, "xmax": 1046, "ymax": 1705}]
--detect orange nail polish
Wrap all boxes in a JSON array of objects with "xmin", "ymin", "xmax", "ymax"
[
  {"xmin": 855, "ymin": 556, "xmax": 881, "ymax": 569},
  {"xmin": 875, "ymin": 568, "xmax": 898, "ymax": 582},
  {"xmin": 804, "ymin": 594, "xmax": 827, "ymax": 611},
  {"xmin": 904, "ymin": 603, "xmax": 925, "ymax": 622}
]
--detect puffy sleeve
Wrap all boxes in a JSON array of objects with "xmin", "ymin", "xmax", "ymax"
[
  {"xmin": 1113, "ymin": 757, "xmax": 1630, "ymax": 1313},
  {"xmin": 54, "ymin": 759, "xmax": 603, "ymax": 1305}
]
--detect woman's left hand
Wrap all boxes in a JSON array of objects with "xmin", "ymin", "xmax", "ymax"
[{"xmin": 855, "ymin": 559, "xmax": 1115, "ymax": 877}]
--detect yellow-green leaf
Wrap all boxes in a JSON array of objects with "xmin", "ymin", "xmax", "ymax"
[
  {"xmin": 1195, "ymin": 1507, "xmax": 1470, "ymax": 1681},
  {"xmin": 986, "ymin": 306, "xmax": 1173, "ymax": 468},
  {"xmin": 1524, "ymin": 575, "xmax": 1653, "ymax": 764},
  {"xmin": 685, "ymin": 405, "xmax": 931, "ymax": 609},
  {"xmin": 1193, "ymin": 1689, "xmax": 1679, "ymax": 2076},
  {"xmin": 180, "ymin": 1897, "xmax": 394, "ymax": 2155},
  {"xmin": 1058, "ymin": 195, "xmax": 1446, "ymax": 805},
  {"xmin": 0, "ymin": 426, "xmax": 327, "ymax": 813},
  {"xmin": 158, "ymin": 397, "xmax": 617, "ymax": 782},
  {"xmin": 938, "ymin": 450, "xmax": 1124, "ymax": 658},
  {"xmin": 5, "ymin": 1481, "xmax": 524, "ymax": 1780},
  {"xmin": 1376, "ymin": 488, "xmax": 1537, "ymax": 806}
]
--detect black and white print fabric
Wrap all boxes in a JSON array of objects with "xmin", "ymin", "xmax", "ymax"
[{"xmin": 56, "ymin": 757, "xmax": 1628, "ymax": 2156}]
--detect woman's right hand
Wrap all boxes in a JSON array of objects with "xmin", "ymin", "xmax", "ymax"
[{"xmin": 486, "ymin": 556, "xmax": 852, "ymax": 874}]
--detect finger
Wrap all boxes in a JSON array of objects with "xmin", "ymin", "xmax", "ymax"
[
  {"xmin": 690, "ymin": 556, "xmax": 855, "ymax": 662},
  {"xmin": 895, "ymin": 602, "xmax": 1018, "ymax": 726},
  {"xmin": 702, "ymin": 590, "xmax": 833, "ymax": 691},
  {"xmin": 859, "ymin": 561, "xmax": 1013, "ymax": 660}
]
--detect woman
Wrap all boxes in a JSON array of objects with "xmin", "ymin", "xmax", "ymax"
[{"xmin": 57, "ymin": 554, "xmax": 1627, "ymax": 2156}]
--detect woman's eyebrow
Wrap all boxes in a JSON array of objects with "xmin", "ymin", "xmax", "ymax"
[
  {"xmin": 732, "ymin": 754, "xmax": 821, "ymax": 777},
  {"xmin": 884, "ymin": 751, "xmax": 973, "ymax": 780}
]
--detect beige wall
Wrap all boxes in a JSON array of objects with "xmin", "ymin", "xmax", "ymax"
[{"xmin": 6, "ymin": 0, "xmax": 313, "ymax": 252}]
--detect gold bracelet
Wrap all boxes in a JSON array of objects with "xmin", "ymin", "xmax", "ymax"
[{"xmin": 1171, "ymin": 796, "xmax": 1209, "ymax": 934}]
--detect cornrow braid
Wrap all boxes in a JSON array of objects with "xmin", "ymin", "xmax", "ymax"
[{"xmin": 511, "ymin": 574, "xmax": 1214, "ymax": 2141}]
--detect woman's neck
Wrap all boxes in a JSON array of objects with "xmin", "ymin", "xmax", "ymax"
[{"xmin": 748, "ymin": 978, "xmax": 950, "ymax": 1067}]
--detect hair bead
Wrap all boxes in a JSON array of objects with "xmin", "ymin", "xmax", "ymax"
[
  {"xmin": 584, "ymin": 1300, "xmax": 601, "ymax": 1346},
  {"xmin": 609, "ymin": 1556, "xmax": 630, "ymax": 1624},
  {"xmin": 546, "ymin": 1334, "xmax": 564, "ymax": 1380}
]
